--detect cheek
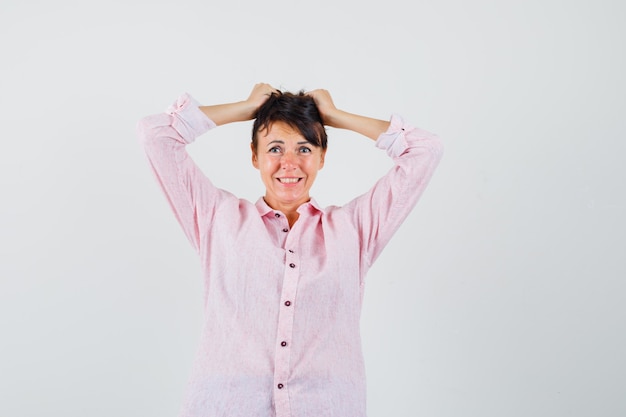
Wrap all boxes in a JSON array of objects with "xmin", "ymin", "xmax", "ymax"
[
  {"xmin": 309, "ymin": 159, "xmax": 323, "ymax": 172},
  {"xmin": 261, "ymin": 159, "xmax": 279, "ymax": 174}
]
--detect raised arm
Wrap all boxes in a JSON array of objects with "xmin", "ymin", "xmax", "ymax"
[
  {"xmin": 137, "ymin": 84, "xmax": 279, "ymax": 252},
  {"xmin": 306, "ymin": 88, "xmax": 443, "ymax": 273},
  {"xmin": 200, "ymin": 83, "xmax": 279, "ymax": 126},
  {"xmin": 306, "ymin": 89, "xmax": 390, "ymax": 141}
]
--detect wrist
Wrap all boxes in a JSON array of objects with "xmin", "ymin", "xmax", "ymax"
[
  {"xmin": 233, "ymin": 100, "xmax": 258, "ymax": 122},
  {"xmin": 324, "ymin": 109, "xmax": 350, "ymax": 129},
  {"xmin": 199, "ymin": 100, "xmax": 258, "ymax": 126}
]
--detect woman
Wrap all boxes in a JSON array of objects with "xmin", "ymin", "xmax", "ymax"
[{"xmin": 137, "ymin": 83, "xmax": 443, "ymax": 417}]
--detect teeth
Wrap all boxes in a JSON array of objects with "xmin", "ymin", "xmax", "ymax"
[{"xmin": 279, "ymin": 178, "xmax": 300, "ymax": 184}]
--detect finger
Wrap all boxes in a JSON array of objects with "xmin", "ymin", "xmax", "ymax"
[{"xmin": 266, "ymin": 86, "xmax": 279, "ymax": 96}]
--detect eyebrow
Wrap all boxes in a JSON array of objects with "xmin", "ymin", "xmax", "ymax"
[{"xmin": 267, "ymin": 140, "xmax": 310, "ymax": 145}]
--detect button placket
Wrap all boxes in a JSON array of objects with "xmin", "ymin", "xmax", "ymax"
[
  {"xmin": 272, "ymin": 238, "xmax": 300, "ymax": 416},
  {"xmin": 271, "ymin": 212, "xmax": 289, "ymax": 248}
]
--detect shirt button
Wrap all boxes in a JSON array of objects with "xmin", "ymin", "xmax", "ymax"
[
  {"xmin": 289, "ymin": 263, "xmax": 296, "ymax": 268},
  {"xmin": 277, "ymin": 383, "xmax": 284, "ymax": 389},
  {"xmin": 275, "ymin": 213, "xmax": 280, "ymax": 218},
  {"xmin": 284, "ymin": 301, "xmax": 291, "ymax": 306},
  {"xmin": 288, "ymin": 249, "xmax": 294, "ymax": 253},
  {"xmin": 281, "ymin": 341, "xmax": 287, "ymax": 347},
  {"xmin": 282, "ymin": 228, "xmax": 289, "ymax": 233}
]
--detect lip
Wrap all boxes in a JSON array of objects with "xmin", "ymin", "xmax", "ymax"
[{"xmin": 276, "ymin": 177, "xmax": 303, "ymax": 186}]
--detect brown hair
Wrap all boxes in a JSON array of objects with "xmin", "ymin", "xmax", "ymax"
[{"xmin": 251, "ymin": 90, "xmax": 327, "ymax": 152}]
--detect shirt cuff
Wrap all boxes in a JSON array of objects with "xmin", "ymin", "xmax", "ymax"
[
  {"xmin": 166, "ymin": 93, "xmax": 216, "ymax": 144},
  {"xmin": 374, "ymin": 114, "xmax": 410, "ymax": 158}
]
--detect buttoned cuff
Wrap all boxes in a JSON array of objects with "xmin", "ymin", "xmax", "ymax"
[
  {"xmin": 166, "ymin": 93, "xmax": 216, "ymax": 144},
  {"xmin": 375, "ymin": 114, "xmax": 411, "ymax": 158}
]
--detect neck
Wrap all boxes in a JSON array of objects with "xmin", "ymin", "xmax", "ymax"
[
  {"xmin": 264, "ymin": 197, "xmax": 308, "ymax": 227},
  {"xmin": 285, "ymin": 212, "xmax": 300, "ymax": 228}
]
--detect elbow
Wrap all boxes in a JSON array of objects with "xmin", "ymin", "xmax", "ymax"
[
  {"xmin": 413, "ymin": 130, "xmax": 444, "ymax": 162},
  {"xmin": 431, "ymin": 134, "xmax": 444, "ymax": 161},
  {"xmin": 136, "ymin": 114, "xmax": 166, "ymax": 146},
  {"xmin": 136, "ymin": 116, "xmax": 153, "ymax": 145}
]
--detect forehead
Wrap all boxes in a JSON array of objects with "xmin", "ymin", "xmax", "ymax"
[{"xmin": 258, "ymin": 121, "xmax": 304, "ymax": 143}]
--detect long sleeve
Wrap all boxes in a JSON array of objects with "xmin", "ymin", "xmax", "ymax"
[
  {"xmin": 137, "ymin": 96, "xmax": 443, "ymax": 417},
  {"xmin": 136, "ymin": 93, "xmax": 227, "ymax": 254},
  {"xmin": 343, "ymin": 114, "xmax": 444, "ymax": 271}
]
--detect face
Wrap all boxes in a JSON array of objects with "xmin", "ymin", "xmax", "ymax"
[{"xmin": 252, "ymin": 121, "xmax": 326, "ymax": 212}]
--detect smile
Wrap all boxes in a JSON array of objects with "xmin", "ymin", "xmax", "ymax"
[{"xmin": 277, "ymin": 178, "xmax": 302, "ymax": 184}]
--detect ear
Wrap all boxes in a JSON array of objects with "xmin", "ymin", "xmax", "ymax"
[
  {"xmin": 319, "ymin": 149, "xmax": 326, "ymax": 169},
  {"xmin": 251, "ymin": 143, "xmax": 259, "ymax": 169}
]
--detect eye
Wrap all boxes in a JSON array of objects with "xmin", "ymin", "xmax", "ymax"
[
  {"xmin": 299, "ymin": 146, "xmax": 312, "ymax": 154},
  {"xmin": 268, "ymin": 146, "xmax": 282, "ymax": 153}
]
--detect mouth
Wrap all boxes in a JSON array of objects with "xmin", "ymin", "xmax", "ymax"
[{"xmin": 277, "ymin": 177, "xmax": 302, "ymax": 184}]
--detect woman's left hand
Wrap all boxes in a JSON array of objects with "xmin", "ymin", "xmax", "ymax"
[
  {"xmin": 306, "ymin": 89, "xmax": 340, "ymax": 127},
  {"xmin": 307, "ymin": 89, "xmax": 390, "ymax": 140}
]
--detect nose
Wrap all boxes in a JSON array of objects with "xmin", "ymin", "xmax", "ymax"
[{"xmin": 280, "ymin": 152, "xmax": 297, "ymax": 170}]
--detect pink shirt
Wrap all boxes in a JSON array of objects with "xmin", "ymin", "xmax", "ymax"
[{"xmin": 137, "ymin": 93, "xmax": 443, "ymax": 417}]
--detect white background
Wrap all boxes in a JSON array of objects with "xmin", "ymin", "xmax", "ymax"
[{"xmin": 1, "ymin": 0, "xmax": 624, "ymax": 416}]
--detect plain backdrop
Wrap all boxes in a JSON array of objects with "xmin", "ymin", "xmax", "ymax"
[{"xmin": 1, "ymin": 0, "xmax": 624, "ymax": 416}]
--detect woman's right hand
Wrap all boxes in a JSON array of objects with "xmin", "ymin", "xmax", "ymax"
[{"xmin": 244, "ymin": 83, "xmax": 279, "ymax": 116}]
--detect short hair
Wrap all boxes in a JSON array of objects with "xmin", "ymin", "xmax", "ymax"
[{"xmin": 251, "ymin": 90, "xmax": 327, "ymax": 152}]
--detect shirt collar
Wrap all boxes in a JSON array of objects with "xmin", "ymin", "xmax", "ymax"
[{"xmin": 255, "ymin": 197, "xmax": 323, "ymax": 217}]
